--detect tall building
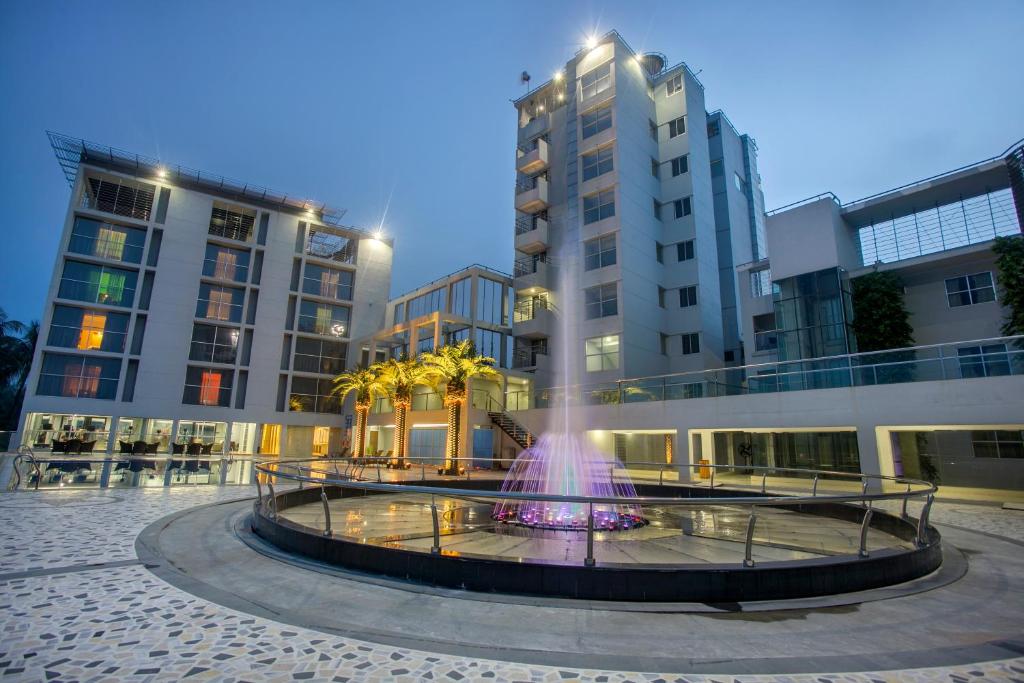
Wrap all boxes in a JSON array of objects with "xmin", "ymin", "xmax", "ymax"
[
  {"xmin": 15, "ymin": 133, "xmax": 393, "ymax": 460},
  {"xmin": 511, "ymin": 30, "xmax": 766, "ymax": 388}
]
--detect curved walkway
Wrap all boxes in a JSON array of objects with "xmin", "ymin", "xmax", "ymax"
[{"xmin": 0, "ymin": 487, "xmax": 1022, "ymax": 681}]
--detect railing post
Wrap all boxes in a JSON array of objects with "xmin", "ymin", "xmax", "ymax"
[
  {"xmin": 901, "ymin": 482, "xmax": 911, "ymax": 518},
  {"xmin": 266, "ymin": 480, "xmax": 278, "ymax": 520},
  {"xmin": 320, "ymin": 485, "xmax": 332, "ymax": 537},
  {"xmin": 812, "ymin": 474, "xmax": 819, "ymax": 496},
  {"xmin": 585, "ymin": 502, "xmax": 596, "ymax": 567},
  {"xmin": 916, "ymin": 494, "xmax": 935, "ymax": 547},
  {"xmin": 430, "ymin": 495, "xmax": 441, "ymax": 554},
  {"xmin": 255, "ymin": 477, "xmax": 263, "ymax": 510},
  {"xmin": 709, "ymin": 466, "xmax": 715, "ymax": 490},
  {"xmin": 858, "ymin": 508, "xmax": 874, "ymax": 557},
  {"xmin": 743, "ymin": 507, "xmax": 757, "ymax": 567},
  {"xmin": 659, "ymin": 468, "xmax": 665, "ymax": 486},
  {"xmin": 761, "ymin": 472, "xmax": 767, "ymax": 494},
  {"xmin": 861, "ymin": 476, "xmax": 868, "ymax": 507}
]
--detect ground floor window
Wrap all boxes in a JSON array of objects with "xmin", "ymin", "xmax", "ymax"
[
  {"xmin": 709, "ymin": 430, "xmax": 860, "ymax": 476},
  {"xmin": 409, "ymin": 427, "xmax": 446, "ymax": 465},
  {"xmin": 22, "ymin": 413, "xmax": 112, "ymax": 452},
  {"xmin": 891, "ymin": 429, "xmax": 1024, "ymax": 490}
]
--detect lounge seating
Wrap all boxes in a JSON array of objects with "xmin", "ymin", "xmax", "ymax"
[
  {"xmin": 172, "ymin": 443, "xmax": 185, "ymax": 455},
  {"xmin": 79, "ymin": 440, "xmax": 96, "ymax": 453},
  {"xmin": 186, "ymin": 443, "xmax": 201, "ymax": 456},
  {"xmin": 200, "ymin": 443, "xmax": 213, "ymax": 455},
  {"xmin": 51, "ymin": 441, "xmax": 67, "ymax": 454},
  {"xmin": 119, "ymin": 440, "xmax": 134, "ymax": 454},
  {"xmin": 145, "ymin": 442, "xmax": 158, "ymax": 454}
]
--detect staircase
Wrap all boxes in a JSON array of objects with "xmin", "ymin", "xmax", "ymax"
[{"xmin": 488, "ymin": 411, "xmax": 534, "ymax": 450}]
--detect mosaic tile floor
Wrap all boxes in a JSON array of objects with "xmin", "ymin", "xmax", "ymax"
[{"xmin": 1, "ymin": 486, "xmax": 1022, "ymax": 681}]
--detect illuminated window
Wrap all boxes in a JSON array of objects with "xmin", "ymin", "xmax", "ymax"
[
  {"xmin": 312, "ymin": 426, "xmax": 331, "ymax": 456},
  {"xmin": 183, "ymin": 366, "xmax": 233, "ymax": 406},
  {"xmin": 197, "ymin": 284, "xmax": 244, "ymax": 322},
  {"xmin": 77, "ymin": 313, "xmax": 107, "ymax": 350},
  {"xmin": 203, "ymin": 244, "xmax": 250, "ymax": 282},
  {"xmin": 585, "ymin": 335, "xmax": 620, "ymax": 372},
  {"xmin": 37, "ymin": 353, "xmax": 120, "ymax": 399},
  {"xmin": 95, "ymin": 227, "xmax": 127, "ymax": 260},
  {"xmin": 199, "ymin": 371, "xmax": 222, "ymax": 406}
]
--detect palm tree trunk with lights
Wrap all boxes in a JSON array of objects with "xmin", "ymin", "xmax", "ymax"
[
  {"xmin": 393, "ymin": 399, "xmax": 410, "ymax": 468},
  {"xmin": 442, "ymin": 388, "xmax": 465, "ymax": 475},
  {"xmin": 354, "ymin": 401, "xmax": 370, "ymax": 458}
]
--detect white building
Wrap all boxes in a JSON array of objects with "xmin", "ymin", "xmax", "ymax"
[{"xmin": 15, "ymin": 133, "xmax": 393, "ymax": 461}]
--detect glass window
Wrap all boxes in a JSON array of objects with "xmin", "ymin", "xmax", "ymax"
[
  {"xmin": 189, "ymin": 324, "xmax": 239, "ymax": 364},
  {"xmin": 581, "ymin": 103, "xmax": 612, "ymax": 139},
  {"xmin": 679, "ymin": 285, "xmax": 697, "ymax": 308},
  {"xmin": 580, "ymin": 62, "xmax": 612, "ymax": 99},
  {"xmin": 707, "ymin": 120, "xmax": 721, "ymax": 137},
  {"xmin": 58, "ymin": 260, "xmax": 138, "ymax": 308},
  {"xmin": 677, "ymin": 239, "xmax": 694, "ymax": 261},
  {"xmin": 294, "ymin": 337, "xmax": 348, "ymax": 374},
  {"xmin": 407, "ymin": 287, "xmax": 445, "ymax": 319},
  {"xmin": 649, "ymin": 119, "xmax": 658, "ymax": 141},
  {"xmin": 668, "ymin": 116, "xmax": 685, "ymax": 138},
  {"xmin": 38, "ymin": 353, "xmax": 121, "ymax": 399},
  {"xmin": 584, "ymin": 235, "xmax": 616, "ymax": 271},
  {"xmin": 474, "ymin": 328, "xmax": 503, "ymax": 361},
  {"xmin": 208, "ymin": 203, "xmax": 255, "ymax": 242},
  {"xmin": 581, "ymin": 147, "xmax": 614, "ymax": 181},
  {"xmin": 83, "ymin": 176, "xmax": 154, "ymax": 221},
  {"xmin": 68, "ymin": 217, "xmax": 146, "ymax": 263},
  {"xmin": 945, "ymin": 272, "xmax": 996, "ymax": 307},
  {"xmin": 449, "ymin": 278, "xmax": 472, "ymax": 318},
  {"xmin": 681, "ymin": 332, "xmax": 700, "ymax": 355},
  {"xmin": 183, "ymin": 366, "xmax": 233, "ymax": 406},
  {"xmin": 957, "ymin": 344, "xmax": 1010, "ymax": 378},
  {"xmin": 47, "ymin": 305, "xmax": 129, "ymax": 353},
  {"xmin": 671, "ymin": 155, "xmax": 688, "ymax": 177},
  {"xmin": 734, "ymin": 172, "xmax": 746, "ymax": 192},
  {"xmin": 306, "ymin": 229, "xmax": 358, "ymax": 264},
  {"xmin": 656, "ymin": 242, "xmax": 664, "ymax": 263},
  {"xmin": 971, "ymin": 430, "xmax": 1024, "ymax": 459},
  {"xmin": 476, "ymin": 278, "xmax": 506, "ymax": 325},
  {"xmin": 673, "ymin": 197, "xmax": 692, "ymax": 218},
  {"xmin": 203, "ymin": 244, "xmax": 250, "ymax": 282},
  {"xmin": 393, "ymin": 301, "xmax": 406, "ymax": 325},
  {"xmin": 297, "ymin": 299, "xmax": 350, "ymax": 337},
  {"xmin": 651, "ymin": 158, "xmax": 660, "ymax": 178},
  {"xmin": 583, "ymin": 189, "xmax": 615, "ymax": 224},
  {"xmin": 289, "ymin": 376, "xmax": 340, "ymax": 413},
  {"xmin": 750, "ymin": 269, "xmax": 772, "ymax": 297},
  {"xmin": 666, "ymin": 74, "xmax": 682, "ymax": 96},
  {"xmin": 302, "ymin": 263, "xmax": 353, "ymax": 301},
  {"xmin": 753, "ymin": 313, "xmax": 779, "ymax": 352},
  {"xmin": 585, "ymin": 335, "xmax": 620, "ymax": 372},
  {"xmin": 584, "ymin": 283, "xmax": 618, "ymax": 319},
  {"xmin": 710, "ymin": 159, "xmax": 724, "ymax": 177},
  {"xmin": 196, "ymin": 283, "xmax": 244, "ymax": 323}
]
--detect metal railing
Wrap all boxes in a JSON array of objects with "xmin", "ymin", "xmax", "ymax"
[
  {"xmin": 513, "ymin": 255, "xmax": 547, "ymax": 278},
  {"xmin": 510, "ymin": 335, "xmax": 1024, "ymax": 409},
  {"xmin": 515, "ymin": 211, "xmax": 548, "ymax": 235},
  {"xmin": 513, "ymin": 297, "xmax": 551, "ymax": 322},
  {"xmin": 254, "ymin": 458, "xmax": 938, "ymax": 569},
  {"xmin": 515, "ymin": 173, "xmax": 548, "ymax": 195}
]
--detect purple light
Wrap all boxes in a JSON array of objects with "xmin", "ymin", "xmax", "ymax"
[{"xmin": 492, "ymin": 433, "xmax": 645, "ymax": 531}]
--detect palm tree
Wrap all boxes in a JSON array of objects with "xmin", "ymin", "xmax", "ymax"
[
  {"xmin": 421, "ymin": 340, "xmax": 501, "ymax": 475},
  {"xmin": 1, "ymin": 319, "xmax": 37, "ymax": 433},
  {"xmin": 376, "ymin": 357, "xmax": 433, "ymax": 469},
  {"xmin": 0, "ymin": 308, "xmax": 24, "ymax": 339},
  {"xmin": 332, "ymin": 366, "xmax": 385, "ymax": 458}
]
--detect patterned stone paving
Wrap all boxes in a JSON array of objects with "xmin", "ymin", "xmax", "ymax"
[{"xmin": 0, "ymin": 486, "xmax": 1022, "ymax": 681}]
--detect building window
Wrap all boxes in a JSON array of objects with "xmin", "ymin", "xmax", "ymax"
[
  {"xmin": 294, "ymin": 337, "xmax": 348, "ymax": 374},
  {"xmin": 393, "ymin": 301, "xmax": 406, "ymax": 325},
  {"xmin": 37, "ymin": 352, "xmax": 120, "ymax": 399},
  {"xmin": 580, "ymin": 62, "xmax": 612, "ymax": 99},
  {"xmin": 679, "ymin": 285, "xmax": 697, "ymax": 308},
  {"xmin": 447, "ymin": 277, "xmax": 471, "ymax": 318},
  {"xmin": 203, "ymin": 244, "xmax": 250, "ymax": 282},
  {"xmin": 58, "ymin": 260, "xmax": 138, "ymax": 308},
  {"xmin": 582, "ymin": 147, "xmax": 614, "ymax": 181},
  {"xmin": 297, "ymin": 300, "xmax": 350, "ymax": 337},
  {"xmin": 302, "ymin": 263, "xmax": 353, "ymax": 301},
  {"xmin": 47, "ymin": 305, "xmax": 129, "ymax": 353},
  {"xmin": 677, "ymin": 239, "xmax": 694, "ymax": 261},
  {"xmin": 584, "ymin": 283, "xmax": 618, "ymax": 319},
  {"xmin": 673, "ymin": 197, "xmax": 692, "ymax": 218},
  {"xmin": 656, "ymin": 241, "xmax": 664, "ymax": 263},
  {"xmin": 196, "ymin": 283, "xmax": 244, "ymax": 323},
  {"xmin": 583, "ymin": 189, "xmax": 615, "ymax": 225},
  {"xmin": 209, "ymin": 203, "xmax": 256, "ymax": 242},
  {"xmin": 707, "ymin": 120, "xmax": 721, "ymax": 137},
  {"xmin": 584, "ymin": 235, "xmax": 616, "ymax": 271},
  {"xmin": 971, "ymin": 430, "xmax": 1024, "ymax": 459},
  {"xmin": 649, "ymin": 119, "xmax": 658, "ymax": 141},
  {"xmin": 734, "ymin": 172, "xmax": 746, "ymax": 192},
  {"xmin": 581, "ymin": 103, "xmax": 612, "ymax": 139},
  {"xmin": 957, "ymin": 344, "xmax": 1010, "ymax": 378},
  {"xmin": 681, "ymin": 332, "xmax": 700, "ymax": 355},
  {"xmin": 668, "ymin": 116, "xmax": 685, "ymax": 138},
  {"xmin": 946, "ymin": 272, "xmax": 996, "ymax": 307},
  {"xmin": 68, "ymin": 217, "xmax": 146, "ymax": 263},
  {"xmin": 183, "ymin": 366, "xmax": 233, "ymax": 407},
  {"xmin": 289, "ymin": 376, "xmax": 339, "ymax": 413},
  {"xmin": 650, "ymin": 158, "xmax": 660, "ymax": 178},
  {"xmin": 476, "ymin": 278, "xmax": 507, "ymax": 325},
  {"xmin": 710, "ymin": 159, "xmax": 724, "ymax": 177},
  {"xmin": 666, "ymin": 73, "xmax": 682, "ymax": 96},
  {"xmin": 753, "ymin": 313, "xmax": 779, "ymax": 352},
  {"xmin": 750, "ymin": 269, "xmax": 772, "ymax": 297},
  {"xmin": 407, "ymin": 287, "xmax": 445, "ymax": 319},
  {"xmin": 585, "ymin": 335, "xmax": 620, "ymax": 372},
  {"xmin": 658, "ymin": 286, "xmax": 666, "ymax": 308},
  {"xmin": 653, "ymin": 199, "xmax": 662, "ymax": 221},
  {"xmin": 475, "ymin": 328, "xmax": 503, "ymax": 362},
  {"xmin": 306, "ymin": 228, "xmax": 358, "ymax": 264},
  {"xmin": 671, "ymin": 155, "xmax": 689, "ymax": 177},
  {"xmin": 83, "ymin": 176, "xmax": 154, "ymax": 221},
  {"xmin": 189, "ymin": 323, "xmax": 239, "ymax": 364}
]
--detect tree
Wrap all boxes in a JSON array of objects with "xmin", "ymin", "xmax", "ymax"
[
  {"xmin": 0, "ymin": 308, "xmax": 24, "ymax": 339},
  {"xmin": 0, "ymin": 316, "xmax": 37, "ymax": 437},
  {"xmin": 851, "ymin": 271, "xmax": 914, "ymax": 352},
  {"xmin": 421, "ymin": 340, "xmax": 501, "ymax": 475},
  {"xmin": 375, "ymin": 357, "xmax": 433, "ymax": 469},
  {"xmin": 993, "ymin": 235, "xmax": 1024, "ymax": 339},
  {"xmin": 332, "ymin": 366, "xmax": 385, "ymax": 458}
]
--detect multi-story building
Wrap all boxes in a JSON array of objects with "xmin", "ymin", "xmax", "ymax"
[
  {"xmin": 510, "ymin": 30, "xmax": 766, "ymax": 388},
  {"xmin": 15, "ymin": 133, "xmax": 393, "ymax": 461}
]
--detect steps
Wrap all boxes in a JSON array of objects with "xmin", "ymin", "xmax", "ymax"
[{"xmin": 487, "ymin": 411, "xmax": 534, "ymax": 450}]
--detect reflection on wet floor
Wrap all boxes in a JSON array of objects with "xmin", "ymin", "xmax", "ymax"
[{"xmin": 278, "ymin": 493, "xmax": 913, "ymax": 566}]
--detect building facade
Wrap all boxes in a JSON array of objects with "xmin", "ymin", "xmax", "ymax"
[{"xmin": 15, "ymin": 133, "xmax": 393, "ymax": 461}]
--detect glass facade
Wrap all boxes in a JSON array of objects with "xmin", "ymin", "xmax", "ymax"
[
  {"xmin": 475, "ymin": 278, "xmax": 506, "ymax": 325},
  {"xmin": 68, "ymin": 217, "xmax": 146, "ymax": 263},
  {"xmin": 59, "ymin": 261, "xmax": 138, "ymax": 307},
  {"xmin": 407, "ymin": 287, "xmax": 445, "ymax": 319},
  {"xmin": 182, "ymin": 366, "xmax": 233, "ymax": 407},
  {"xmin": 302, "ymin": 263, "xmax": 353, "ymax": 301},
  {"xmin": 48, "ymin": 305, "xmax": 129, "ymax": 353},
  {"xmin": 893, "ymin": 430, "xmax": 1024, "ymax": 490},
  {"xmin": 196, "ymin": 283, "xmax": 244, "ymax": 323},
  {"xmin": 289, "ymin": 377, "xmax": 340, "ymax": 413},
  {"xmin": 449, "ymin": 278, "xmax": 471, "ymax": 318},
  {"xmin": 773, "ymin": 267, "xmax": 853, "ymax": 362},
  {"xmin": 203, "ymin": 244, "xmax": 250, "ymax": 282},
  {"xmin": 297, "ymin": 300, "xmax": 350, "ymax": 337},
  {"xmin": 293, "ymin": 337, "xmax": 347, "ymax": 374},
  {"xmin": 37, "ymin": 353, "xmax": 121, "ymax": 400},
  {"xmin": 189, "ymin": 324, "xmax": 239, "ymax": 364},
  {"xmin": 711, "ymin": 430, "xmax": 861, "ymax": 475}
]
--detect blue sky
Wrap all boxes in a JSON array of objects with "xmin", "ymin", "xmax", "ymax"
[{"xmin": 1, "ymin": 1, "xmax": 1021, "ymax": 323}]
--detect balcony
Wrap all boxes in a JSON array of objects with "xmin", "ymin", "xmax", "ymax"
[
  {"xmin": 514, "ymin": 212, "xmax": 549, "ymax": 254},
  {"xmin": 518, "ymin": 112, "xmax": 550, "ymax": 144},
  {"xmin": 512, "ymin": 348, "xmax": 549, "ymax": 371},
  {"xmin": 516, "ymin": 138, "xmax": 549, "ymax": 175},
  {"xmin": 515, "ymin": 175, "xmax": 549, "ymax": 214},
  {"xmin": 513, "ymin": 299, "xmax": 553, "ymax": 339},
  {"xmin": 513, "ymin": 256, "xmax": 552, "ymax": 292}
]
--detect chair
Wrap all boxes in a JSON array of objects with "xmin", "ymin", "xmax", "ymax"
[
  {"xmin": 51, "ymin": 441, "xmax": 67, "ymax": 454},
  {"xmin": 65, "ymin": 438, "xmax": 83, "ymax": 455},
  {"xmin": 172, "ymin": 443, "xmax": 185, "ymax": 455},
  {"xmin": 133, "ymin": 440, "xmax": 148, "ymax": 455},
  {"xmin": 186, "ymin": 443, "xmax": 201, "ymax": 456},
  {"xmin": 200, "ymin": 443, "xmax": 213, "ymax": 455},
  {"xmin": 145, "ymin": 442, "xmax": 159, "ymax": 454},
  {"xmin": 80, "ymin": 440, "xmax": 96, "ymax": 454},
  {"xmin": 119, "ymin": 440, "xmax": 134, "ymax": 454}
]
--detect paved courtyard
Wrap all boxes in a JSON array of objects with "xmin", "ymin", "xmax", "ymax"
[{"xmin": 0, "ymin": 486, "xmax": 1022, "ymax": 682}]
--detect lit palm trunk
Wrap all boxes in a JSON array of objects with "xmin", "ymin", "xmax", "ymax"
[
  {"xmin": 442, "ymin": 388, "xmax": 465, "ymax": 475},
  {"xmin": 354, "ymin": 402, "xmax": 370, "ymax": 458},
  {"xmin": 393, "ymin": 399, "xmax": 410, "ymax": 468}
]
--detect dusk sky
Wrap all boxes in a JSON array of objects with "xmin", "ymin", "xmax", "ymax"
[{"xmin": 1, "ymin": 1, "xmax": 1021, "ymax": 324}]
